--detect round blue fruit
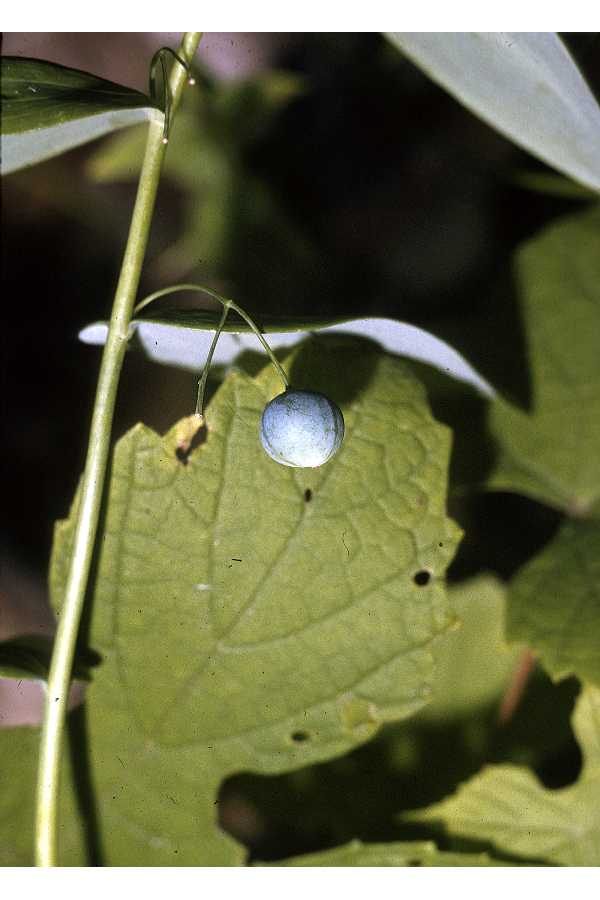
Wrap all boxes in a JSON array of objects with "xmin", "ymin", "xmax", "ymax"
[{"xmin": 260, "ymin": 390, "xmax": 345, "ymax": 468}]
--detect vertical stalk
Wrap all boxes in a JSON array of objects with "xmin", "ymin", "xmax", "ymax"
[
  {"xmin": 34, "ymin": 32, "xmax": 202, "ymax": 867},
  {"xmin": 195, "ymin": 303, "xmax": 230, "ymax": 418}
]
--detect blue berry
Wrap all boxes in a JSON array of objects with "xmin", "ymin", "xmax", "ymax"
[{"xmin": 260, "ymin": 390, "xmax": 345, "ymax": 468}]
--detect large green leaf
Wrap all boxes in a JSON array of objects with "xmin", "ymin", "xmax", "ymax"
[
  {"xmin": 0, "ymin": 57, "xmax": 162, "ymax": 175},
  {"xmin": 404, "ymin": 684, "xmax": 600, "ymax": 865},
  {"xmin": 507, "ymin": 519, "xmax": 600, "ymax": 687},
  {"xmin": 230, "ymin": 577, "xmax": 527, "ymax": 858},
  {"xmin": 487, "ymin": 205, "xmax": 600, "ymax": 515},
  {"xmin": 386, "ymin": 33, "xmax": 600, "ymax": 194},
  {"xmin": 223, "ymin": 616, "xmax": 578, "ymax": 859},
  {"xmin": 0, "ymin": 338, "xmax": 460, "ymax": 865},
  {"xmin": 265, "ymin": 838, "xmax": 513, "ymax": 866}
]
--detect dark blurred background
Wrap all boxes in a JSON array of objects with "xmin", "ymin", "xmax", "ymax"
[{"xmin": 1, "ymin": 32, "xmax": 599, "ymax": 859}]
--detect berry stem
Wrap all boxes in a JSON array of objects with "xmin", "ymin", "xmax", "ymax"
[
  {"xmin": 226, "ymin": 299, "xmax": 290, "ymax": 390},
  {"xmin": 134, "ymin": 282, "xmax": 290, "ymax": 393},
  {"xmin": 195, "ymin": 302, "xmax": 230, "ymax": 418},
  {"xmin": 34, "ymin": 32, "xmax": 202, "ymax": 867}
]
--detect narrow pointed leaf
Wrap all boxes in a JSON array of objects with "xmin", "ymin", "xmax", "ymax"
[
  {"xmin": 79, "ymin": 314, "xmax": 496, "ymax": 398},
  {"xmin": 0, "ymin": 57, "xmax": 162, "ymax": 175},
  {"xmin": 387, "ymin": 33, "xmax": 600, "ymax": 194}
]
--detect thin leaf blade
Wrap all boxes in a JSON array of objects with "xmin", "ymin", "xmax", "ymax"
[
  {"xmin": 79, "ymin": 313, "xmax": 496, "ymax": 398},
  {"xmin": 0, "ymin": 57, "xmax": 162, "ymax": 175},
  {"xmin": 386, "ymin": 33, "xmax": 600, "ymax": 194}
]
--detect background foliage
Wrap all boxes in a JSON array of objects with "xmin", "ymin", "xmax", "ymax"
[{"xmin": 1, "ymin": 32, "xmax": 599, "ymax": 866}]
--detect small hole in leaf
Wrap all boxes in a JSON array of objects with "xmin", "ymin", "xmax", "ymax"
[
  {"xmin": 413, "ymin": 570, "xmax": 431, "ymax": 586},
  {"xmin": 304, "ymin": 488, "xmax": 313, "ymax": 502},
  {"xmin": 438, "ymin": 542, "xmax": 443, "ymax": 547},
  {"xmin": 291, "ymin": 730, "xmax": 310, "ymax": 743}
]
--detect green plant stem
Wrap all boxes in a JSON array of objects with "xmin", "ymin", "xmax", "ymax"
[{"xmin": 34, "ymin": 32, "xmax": 202, "ymax": 868}]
